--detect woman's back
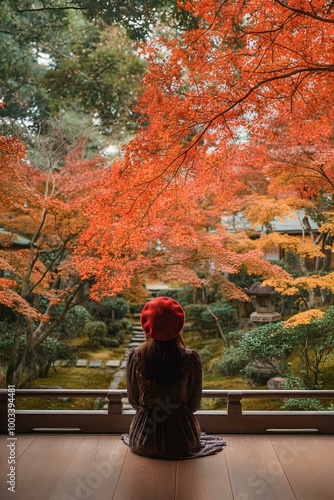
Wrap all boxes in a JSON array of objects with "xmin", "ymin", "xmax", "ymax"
[{"xmin": 121, "ymin": 297, "xmax": 226, "ymax": 459}]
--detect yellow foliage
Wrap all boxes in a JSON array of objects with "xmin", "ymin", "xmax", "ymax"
[
  {"xmin": 318, "ymin": 222, "xmax": 334, "ymax": 236},
  {"xmin": 284, "ymin": 309, "xmax": 325, "ymax": 328},
  {"xmin": 265, "ymin": 272, "xmax": 334, "ymax": 297},
  {"xmin": 255, "ymin": 233, "xmax": 324, "ymax": 258},
  {"xmin": 263, "ymin": 278, "xmax": 298, "ymax": 296},
  {"xmin": 244, "ymin": 197, "xmax": 296, "ymax": 227},
  {"xmin": 244, "ymin": 197, "xmax": 315, "ymax": 229}
]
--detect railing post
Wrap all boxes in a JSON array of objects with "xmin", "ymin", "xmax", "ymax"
[
  {"xmin": 107, "ymin": 392, "xmax": 123, "ymax": 414},
  {"xmin": 227, "ymin": 391, "xmax": 242, "ymax": 414},
  {"xmin": 0, "ymin": 390, "xmax": 7, "ymax": 415}
]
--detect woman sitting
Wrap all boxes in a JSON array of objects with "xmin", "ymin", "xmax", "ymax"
[{"xmin": 122, "ymin": 296, "xmax": 226, "ymax": 459}]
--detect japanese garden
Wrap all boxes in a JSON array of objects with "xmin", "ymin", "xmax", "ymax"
[{"xmin": 1, "ymin": 0, "xmax": 334, "ymax": 414}]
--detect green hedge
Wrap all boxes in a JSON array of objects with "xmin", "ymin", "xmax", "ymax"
[{"xmin": 184, "ymin": 303, "xmax": 237, "ymax": 336}]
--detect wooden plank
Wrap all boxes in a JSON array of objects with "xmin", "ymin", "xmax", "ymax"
[
  {"xmin": 175, "ymin": 439, "xmax": 232, "ymax": 500},
  {"xmin": 225, "ymin": 435, "xmax": 295, "ymax": 500},
  {"xmin": 0, "ymin": 434, "xmax": 84, "ymax": 500},
  {"xmin": 0, "ymin": 435, "xmax": 36, "ymax": 478},
  {"xmin": 270, "ymin": 434, "xmax": 334, "ymax": 500},
  {"xmin": 315, "ymin": 435, "xmax": 334, "ymax": 464},
  {"xmin": 113, "ymin": 449, "xmax": 176, "ymax": 500},
  {"xmin": 48, "ymin": 435, "xmax": 128, "ymax": 500}
]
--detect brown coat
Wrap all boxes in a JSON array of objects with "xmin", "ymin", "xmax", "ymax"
[{"xmin": 122, "ymin": 346, "xmax": 226, "ymax": 459}]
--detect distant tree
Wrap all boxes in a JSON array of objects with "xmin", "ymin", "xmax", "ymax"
[
  {"xmin": 9, "ymin": 0, "xmax": 197, "ymax": 40},
  {"xmin": 0, "ymin": 3, "xmax": 145, "ymax": 138}
]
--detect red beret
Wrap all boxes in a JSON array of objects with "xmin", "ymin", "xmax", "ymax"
[{"xmin": 140, "ymin": 297, "xmax": 185, "ymax": 341}]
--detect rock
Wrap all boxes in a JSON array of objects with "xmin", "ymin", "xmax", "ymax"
[
  {"xmin": 89, "ymin": 360, "xmax": 103, "ymax": 368},
  {"xmin": 267, "ymin": 377, "xmax": 288, "ymax": 390},
  {"xmin": 76, "ymin": 359, "xmax": 88, "ymax": 367},
  {"xmin": 106, "ymin": 360, "xmax": 121, "ymax": 367}
]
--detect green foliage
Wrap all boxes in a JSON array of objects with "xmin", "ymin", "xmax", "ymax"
[
  {"xmin": 106, "ymin": 318, "xmax": 132, "ymax": 336},
  {"xmin": 235, "ymin": 322, "xmax": 293, "ymax": 384},
  {"xmin": 156, "ymin": 286, "xmax": 193, "ymax": 307},
  {"xmin": 235, "ymin": 307, "xmax": 334, "ymax": 388},
  {"xmin": 228, "ymin": 264, "xmax": 259, "ymax": 290},
  {"xmin": 184, "ymin": 304, "xmax": 205, "ymax": 326},
  {"xmin": 198, "ymin": 346, "xmax": 214, "ymax": 366},
  {"xmin": 16, "ymin": 0, "xmax": 199, "ymax": 41},
  {"xmin": 217, "ymin": 348, "xmax": 250, "ymax": 376},
  {"xmin": 0, "ymin": 321, "xmax": 24, "ymax": 360},
  {"xmin": 237, "ymin": 322, "xmax": 294, "ymax": 364},
  {"xmin": 0, "ymin": 4, "xmax": 145, "ymax": 137},
  {"xmin": 128, "ymin": 302, "xmax": 143, "ymax": 315},
  {"xmin": 185, "ymin": 303, "xmax": 237, "ymax": 337},
  {"xmin": 156, "ymin": 288, "xmax": 180, "ymax": 301},
  {"xmin": 88, "ymin": 297, "xmax": 129, "ymax": 321},
  {"xmin": 0, "ymin": 1, "xmax": 67, "ymax": 123},
  {"xmin": 286, "ymin": 306, "xmax": 334, "ymax": 388},
  {"xmin": 84, "ymin": 320, "xmax": 108, "ymax": 347},
  {"xmin": 0, "ymin": 0, "xmax": 198, "ymax": 138},
  {"xmin": 280, "ymin": 376, "xmax": 325, "ymax": 411},
  {"xmin": 35, "ymin": 337, "xmax": 78, "ymax": 376},
  {"xmin": 0, "ymin": 321, "xmax": 77, "ymax": 378},
  {"xmin": 42, "ymin": 22, "xmax": 145, "ymax": 135},
  {"xmin": 57, "ymin": 305, "xmax": 92, "ymax": 340},
  {"xmin": 177, "ymin": 286, "xmax": 195, "ymax": 306},
  {"xmin": 202, "ymin": 304, "xmax": 237, "ymax": 331},
  {"xmin": 241, "ymin": 361, "xmax": 279, "ymax": 385}
]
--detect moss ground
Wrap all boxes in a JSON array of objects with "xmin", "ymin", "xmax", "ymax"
[{"xmin": 2, "ymin": 333, "xmax": 131, "ymax": 410}]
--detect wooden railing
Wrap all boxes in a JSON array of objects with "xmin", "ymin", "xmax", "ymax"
[{"xmin": 1, "ymin": 389, "xmax": 334, "ymax": 434}]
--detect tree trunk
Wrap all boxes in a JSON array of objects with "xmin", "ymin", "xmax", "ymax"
[
  {"xmin": 204, "ymin": 304, "xmax": 229, "ymax": 346},
  {"xmin": 6, "ymin": 316, "xmax": 24, "ymax": 387}
]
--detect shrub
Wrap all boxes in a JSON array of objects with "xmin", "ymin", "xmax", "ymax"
[
  {"xmin": 217, "ymin": 348, "xmax": 250, "ymax": 376},
  {"xmin": 184, "ymin": 304, "xmax": 205, "ymax": 328},
  {"xmin": 84, "ymin": 321, "xmax": 108, "ymax": 347},
  {"xmin": 57, "ymin": 305, "xmax": 92, "ymax": 339},
  {"xmin": 103, "ymin": 338, "xmax": 120, "ymax": 348},
  {"xmin": 280, "ymin": 376, "xmax": 325, "ymax": 410},
  {"xmin": 184, "ymin": 303, "xmax": 237, "ymax": 337},
  {"xmin": 35, "ymin": 338, "xmax": 78, "ymax": 376},
  {"xmin": 237, "ymin": 322, "xmax": 294, "ymax": 364},
  {"xmin": 157, "ymin": 286, "xmax": 194, "ymax": 307},
  {"xmin": 241, "ymin": 361, "xmax": 280, "ymax": 385},
  {"xmin": 128, "ymin": 302, "xmax": 143, "ymax": 314},
  {"xmin": 283, "ymin": 306, "xmax": 334, "ymax": 388},
  {"xmin": 88, "ymin": 297, "xmax": 129, "ymax": 321},
  {"xmin": 106, "ymin": 318, "xmax": 132, "ymax": 336},
  {"xmin": 201, "ymin": 304, "xmax": 237, "ymax": 332},
  {"xmin": 198, "ymin": 346, "xmax": 214, "ymax": 366},
  {"xmin": 0, "ymin": 321, "xmax": 24, "ymax": 360}
]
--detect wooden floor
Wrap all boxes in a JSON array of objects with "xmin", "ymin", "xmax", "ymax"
[{"xmin": 0, "ymin": 433, "xmax": 334, "ymax": 499}]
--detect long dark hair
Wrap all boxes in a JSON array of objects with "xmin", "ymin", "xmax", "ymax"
[{"xmin": 136, "ymin": 335, "xmax": 186, "ymax": 385}]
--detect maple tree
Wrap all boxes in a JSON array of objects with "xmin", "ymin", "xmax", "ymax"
[
  {"xmin": 77, "ymin": 0, "xmax": 334, "ymax": 320},
  {"xmin": 0, "ymin": 132, "xmax": 106, "ymax": 387},
  {"xmin": 0, "ymin": 136, "xmax": 44, "ymax": 319},
  {"xmin": 235, "ymin": 116, "xmax": 334, "ymax": 311}
]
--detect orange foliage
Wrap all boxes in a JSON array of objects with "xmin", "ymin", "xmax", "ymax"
[
  {"xmin": 0, "ymin": 135, "xmax": 106, "ymax": 317},
  {"xmin": 77, "ymin": 0, "xmax": 334, "ymax": 298}
]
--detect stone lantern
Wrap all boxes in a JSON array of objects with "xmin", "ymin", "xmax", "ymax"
[{"xmin": 245, "ymin": 281, "xmax": 281, "ymax": 323}]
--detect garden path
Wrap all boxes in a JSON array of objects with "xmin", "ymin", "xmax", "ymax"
[{"xmin": 108, "ymin": 323, "xmax": 146, "ymax": 409}]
